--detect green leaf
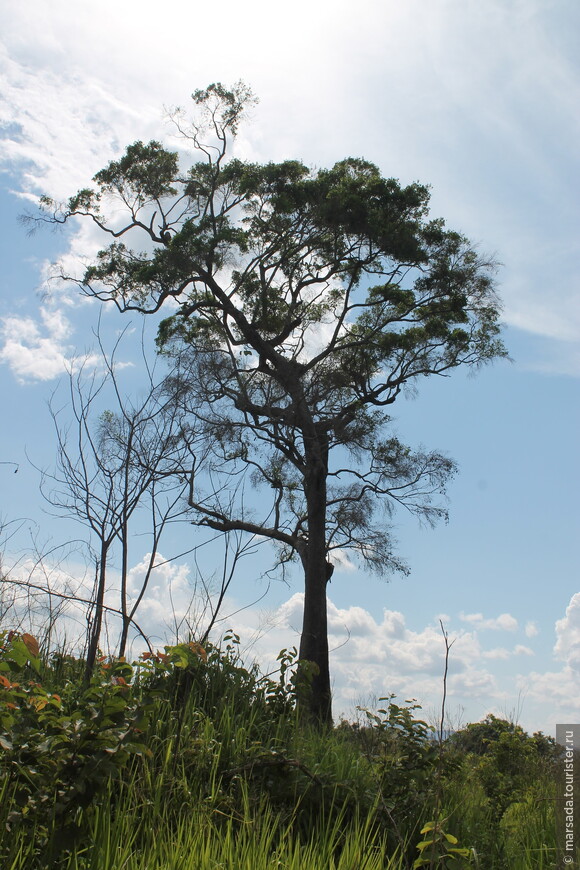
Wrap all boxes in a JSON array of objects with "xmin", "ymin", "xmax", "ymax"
[{"xmin": 416, "ymin": 839, "xmax": 435, "ymax": 852}]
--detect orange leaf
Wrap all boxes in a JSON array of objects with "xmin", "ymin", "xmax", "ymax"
[
  {"xmin": 188, "ymin": 642, "xmax": 207, "ymax": 662},
  {"xmin": 22, "ymin": 634, "xmax": 40, "ymax": 658},
  {"xmin": 0, "ymin": 675, "xmax": 12, "ymax": 688}
]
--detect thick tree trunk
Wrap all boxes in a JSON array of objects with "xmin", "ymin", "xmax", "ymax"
[
  {"xmin": 297, "ymin": 431, "xmax": 333, "ymax": 726},
  {"xmin": 298, "ymin": 553, "xmax": 332, "ymax": 726}
]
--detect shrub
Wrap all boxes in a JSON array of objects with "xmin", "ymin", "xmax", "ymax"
[{"xmin": 0, "ymin": 631, "xmax": 153, "ymax": 863}]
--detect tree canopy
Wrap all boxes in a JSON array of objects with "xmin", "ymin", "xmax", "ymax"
[{"xmin": 40, "ymin": 82, "xmax": 506, "ymax": 723}]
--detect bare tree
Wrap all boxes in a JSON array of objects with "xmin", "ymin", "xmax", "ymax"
[{"xmin": 41, "ymin": 330, "xmax": 198, "ymax": 678}]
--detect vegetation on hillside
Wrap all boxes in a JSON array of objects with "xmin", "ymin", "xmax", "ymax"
[{"xmin": 0, "ymin": 627, "xmax": 562, "ymax": 869}]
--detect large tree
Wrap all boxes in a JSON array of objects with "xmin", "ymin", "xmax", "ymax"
[{"xmin": 40, "ymin": 83, "xmax": 505, "ymax": 723}]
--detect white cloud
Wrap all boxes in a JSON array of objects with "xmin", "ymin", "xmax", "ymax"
[
  {"xmin": 40, "ymin": 306, "xmax": 70, "ymax": 341},
  {"xmin": 0, "ymin": 552, "xmax": 97, "ymax": 647},
  {"xmin": 0, "ymin": 41, "xmax": 159, "ymax": 200},
  {"xmin": 448, "ymin": 669, "xmax": 499, "ymax": 699},
  {"xmin": 328, "ymin": 548, "xmax": 357, "ymax": 573},
  {"xmin": 237, "ymin": 593, "xmax": 580, "ymax": 731},
  {"xmin": 513, "ymin": 595, "xmax": 580, "ymax": 731},
  {"xmin": 327, "ymin": 602, "xmax": 376, "ymax": 638},
  {"xmin": 513, "ymin": 645, "xmax": 534, "ymax": 657},
  {"xmin": 379, "ymin": 609, "xmax": 407, "ymax": 641},
  {"xmin": 459, "ymin": 612, "xmax": 519, "ymax": 632},
  {"xmin": 239, "ymin": 594, "xmax": 504, "ymax": 720},
  {"xmin": 0, "ymin": 310, "xmax": 72, "ymax": 381},
  {"xmin": 0, "ymin": 544, "xmax": 248, "ymax": 660},
  {"xmin": 554, "ymin": 593, "xmax": 580, "ymax": 673},
  {"xmin": 274, "ymin": 593, "xmax": 305, "ymax": 631},
  {"xmin": 522, "ymin": 667, "xmax": 580, "ymax": 720},
  {"xmin": 0, "ymin": 301, "xmax": 108, "ymax": 382},
  {"xmin": 525, "ymin": 621, "xmax": 539, "ymax": 638},
  {"xmin": 482, "ymin": 644, "xmax": 534, "ymax": 660},
  {"xmin": 483, "ymin": 648, "xmax": 510, "ymax": 660}
]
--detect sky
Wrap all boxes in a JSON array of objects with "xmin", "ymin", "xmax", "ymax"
[{"xmin": 0, "ymin": 0, "xmax": 579, "ymax": 737}]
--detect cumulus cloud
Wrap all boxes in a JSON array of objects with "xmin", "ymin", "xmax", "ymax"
[
  {"xmin": 239, "ymin": 593, "xmax": 505, "ymax": 720},
  {"xmin": 448, "ymin": 669, "xmax": 499, "ymax": 699},
  {"xmin": 0, "ymin": 551, "xmax": 99, "ymax": 647},
  {"xmin": 513, "ymin": 645, "xmax": 534, "ymax": 657},
  {"xmin": 0, "ymin": 300, "xmax": 109, "ymax": 382},
  {"xmin": 522, "ymin": 666, "xmax": 580, "ymax": 722},
  {"xmin": 328, "ymin": 601, "xmax": 377, "ymax": 637},
  {"xmin": 514, "ymin": 595, "xmax": 580, "ymax": 730},
  {"xmin": 328, "ymin": 548, "xmax": 357, "ymax": 573},
  {"xmin": 0, "ymin": 543, "xmax": 250, "ymax": 661},
  {"xmin": 237, "ymin": 591, "xmax": 578, "ymax": 728},
  {"xmin": 459, "ymin": 612, "xmax": 519, "ymax": 632},
  {"xmin": 554, "ymin": 593, "xmax": 580, "ymax": 673},
  {"xmin": 525, "ymin": 621, "xmax": 539, "ymax": 638},
  {"xmin": 0, "ymin": 309, "xmax": 73, "ymax": 381},
  {"xmin": 483, "ymin": 648, "xmax": 510, "ymax": 660},
  {"xmin": 274, "ymin": 593, "xmax": 305, "ymax": 631},
  {"xmin": 482, "ymin": 644, "xmax": 534, "ymax": 660}
]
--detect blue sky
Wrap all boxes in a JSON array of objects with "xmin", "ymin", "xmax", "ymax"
[{"xmin": 0, "ymin": 0, "xmax": 579, "ymax": 736}]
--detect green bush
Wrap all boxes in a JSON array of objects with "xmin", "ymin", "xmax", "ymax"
[
  {"xmin": 447, "ymin": 714, "xmax": 558, "ymax": 818},
  {"xmin": 0, "ymin": 631, "xmax": 155, "ymax": 863}
]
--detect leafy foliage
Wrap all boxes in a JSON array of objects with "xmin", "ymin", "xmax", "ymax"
[
  {"xmin": 414, "ymin": 819, "xmax": 472, "ymax": 868},
  {"xmin": 0, "ymin": 630, "xmax": 561, "ymax": 868},
  {"xmin": 351, "ymin": 696, "xmax": 439, "ymax": 826},
  {"xmin": 0, "ymin": 631, "xmax": 153, "ymax": 858},
  {"xmin": 446, "ymin": 714, "xmax": 559, "ymax": 820}
]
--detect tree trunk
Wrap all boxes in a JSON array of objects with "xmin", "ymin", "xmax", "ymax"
[
  {"xmin": 118, "ymin": 435, "xmax": 133, "ymax": 658},
  {"xmin": 118, "ymin": 518, "xmax": 130, "ymax": 658},
  {"xmin": 297, "ymin": 431, "xmax": 333, "ymax": 726},
  {"xmin": 84, "ymin": 542, "xmax": 109, "ymax": 684}
]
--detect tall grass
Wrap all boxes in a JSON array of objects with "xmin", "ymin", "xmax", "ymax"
[{"xmin": 60, "ymin": 783, "xmax": 404, "ymax": 870}]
